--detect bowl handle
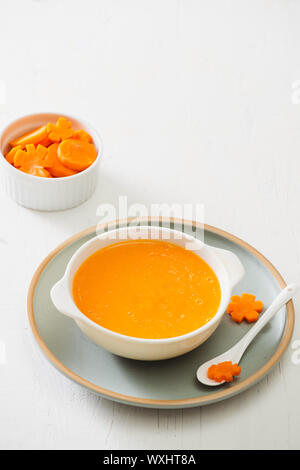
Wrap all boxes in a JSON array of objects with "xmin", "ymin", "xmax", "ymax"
[
  {"xmin": 213, "ymin": 247, "xmax": 245, "ymax": 288},
  {"xmin": 51, "ymin": 277, "xmax": 79, "ymax": 319}
]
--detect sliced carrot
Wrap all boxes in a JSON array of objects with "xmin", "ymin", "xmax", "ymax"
[
  {"xmin": 45, "ymin": 143, "xmax": 78, "ymax": 177},
  {"xmin": 7, "ymin": 117, "xmax": 96, "ymax": 178},
  {"xmin": 10, "ymin": 125, "xmax": 48, "ymax": 148},
  {"xmin": 57, "ymin": 138, "xmax": 97, "ymax": 171},
  {"xmin": 14, "ymin": 143, "xmax": 48, "ymax": 167},
  {"xmin": 47, "ymin": 117, "xmax": 74, "ymax": 142},
  {"xmin": 39, "ymin": 136, "xmax": 53, "ymax": 147},
  {"xmin": 72, "ymin": 129, "xmax": 93, "ymax": 143},
  {"xmin": 208, "ymin": 361, "xmax": 241, "ymax": 383},
  {"xmin": 227, "ymin": 293, "xmax": 264, "ymax": 323},
  {"xmin": 14, "ymin": 144, "xmax": 51, "ymax": 177},
  {"xmin": 5, "ymin": 145, "xmax": 21, "ymax": 165},
  {"xmin": 20, "ymin": 166, "xmax": 52, "ymax": 178}
]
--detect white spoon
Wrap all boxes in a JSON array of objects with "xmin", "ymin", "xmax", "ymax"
[{"xmin": 196, "ymin": 284, "xmax": 299, "ymax": 386}]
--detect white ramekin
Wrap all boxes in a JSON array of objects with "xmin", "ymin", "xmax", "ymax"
[
  {"xmin": 0, "ymin": 112, "xmax": 102, "ymax": 211},
  {"xmin": 51, "ymin": 226, "xmax": 245, "ymax": 361}
]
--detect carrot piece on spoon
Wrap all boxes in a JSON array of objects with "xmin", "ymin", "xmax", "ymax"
[{"xmin": 208, "ymin": 361, "xmax": 241, "ymax": 383}]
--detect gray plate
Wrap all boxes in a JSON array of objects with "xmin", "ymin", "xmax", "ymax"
[{"xmin": 28, "ymin": 220, "xmax": 294, "ymax": 408}]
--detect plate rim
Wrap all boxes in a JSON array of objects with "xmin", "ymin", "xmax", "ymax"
[{"xmin": 27, "ymin": 217, "xmax": 295, "ymax": 408}]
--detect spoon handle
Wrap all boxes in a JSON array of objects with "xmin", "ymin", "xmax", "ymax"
[{"xmin": 237, "ymin": 284, "xmax": 299, "ymax": 358}]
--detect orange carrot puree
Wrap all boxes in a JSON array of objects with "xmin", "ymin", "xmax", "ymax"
[{"xmin": 72, "ymin": 240, "xmax": 221, "ymax": 340}]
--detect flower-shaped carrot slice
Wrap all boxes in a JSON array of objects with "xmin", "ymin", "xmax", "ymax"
[
  {"xmin": 47, "ymin": 117, "xmax": 74, "ymax": 142},
  {"xmin": 10, "ymin": 125, "xmax": 48, "ymax": 148},
  {"xmin": 57, "ymin": 139, "xmax": 97, "ymax": 171},
  {"xmin": 14, "ymin": 144, "xmax": 51, "ymax": 177},
  {"xmin": 227, "ymin": 293, "xmax": 264, "ymax": 323},
  {"xmin": 72, "ymin": 129, "xmax": 93, "ymax": 143},
  {"xmin": 208, "ymin": 361, "xmax": 241, "ymax": 383},
  {"xmin": 45, "ymin": 143, "xmax": 78, "ymax": 177},
  {"xmin": 5, "ymin": 145, "xmax": 21, "ymax": 164}
]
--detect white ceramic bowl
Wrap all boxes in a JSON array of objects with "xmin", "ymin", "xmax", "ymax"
[
  {"xmin": 0, "ymin": 112, "xmax": 102, "ymax": 211},
  {"xmin": 51, "ymin": 226, "xmax": 245, "ymax": 361}
]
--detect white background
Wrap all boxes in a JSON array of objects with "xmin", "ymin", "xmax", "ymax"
[{"xmin": 0, "ymin": 0, "xmax": 300, "ymax": 450}]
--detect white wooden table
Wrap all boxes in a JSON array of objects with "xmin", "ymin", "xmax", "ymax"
[{"xmin": 1, "ymin": 0, "xmax": 300, "ymax": 450}]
